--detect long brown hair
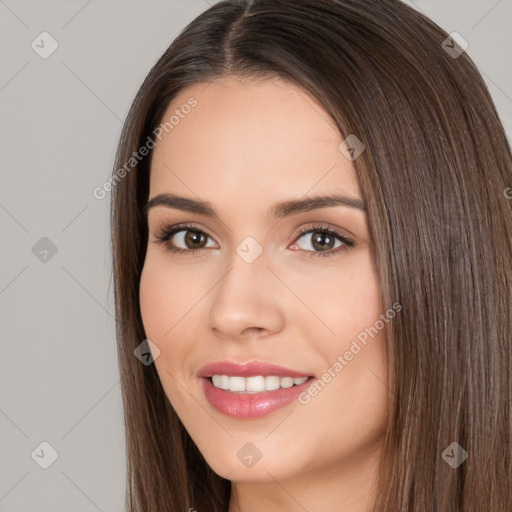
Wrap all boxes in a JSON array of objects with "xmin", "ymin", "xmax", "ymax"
[{"xmin": 110, "ymin": 0, "xmax": 512, "ymax": 510}]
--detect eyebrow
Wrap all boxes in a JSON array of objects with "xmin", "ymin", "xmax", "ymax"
[{"xmin": 143, "ymin": 192, "xmax": 367, "ymax": 219}]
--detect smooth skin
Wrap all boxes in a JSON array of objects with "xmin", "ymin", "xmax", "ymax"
[{"xmin": 139, "ymin": 76, "xmax": 389, "ymax": 512}]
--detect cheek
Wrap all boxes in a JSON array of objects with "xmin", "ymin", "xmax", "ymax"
[
  {"xmin": 139, "ymin": 264, "xmax": 167, "ymax": 338},
  {"xmin": 139, "ymin": 255, "xmax": 211, "ymax": 385},
  {"xmin": 292, "ymin": 250, "xmax": 382, "ymax": 341},
  {"xmin": 296, "ymin": 251, "xmax": 387, "ymax": 398},
  {"xmin": 139, "ymin": 260, "xmax": 194, "ymax": 406},
  {"xmin": 139, "ymin": 257, "xmax": 194, "ymax": 338},
  {"xmin": 339, "ymin": 262, "xmax": 382, "ymax": 334}
]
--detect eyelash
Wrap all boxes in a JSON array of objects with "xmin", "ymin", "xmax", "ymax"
[{"xmin": 152, "ymin": 222, "xmax": 355, "ymax": 258}]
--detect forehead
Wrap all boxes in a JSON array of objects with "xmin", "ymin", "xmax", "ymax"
[{"xmin": 149, "ymin": 76, "xmax": 361, "ymax": 206}]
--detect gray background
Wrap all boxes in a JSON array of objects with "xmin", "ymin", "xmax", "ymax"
[{"xmin": 1, "ymin": 1, "xmax": 511, "ymax": 510}]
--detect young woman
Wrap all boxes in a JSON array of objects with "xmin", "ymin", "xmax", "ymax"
[{"xmin": 110, "ymin": 0, "xmax": 512, "ymax": 510}]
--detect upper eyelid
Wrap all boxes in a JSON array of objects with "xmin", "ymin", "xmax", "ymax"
[{"xmin": 153, "ymin": 222, "xmax": 351, "ymax": 245}]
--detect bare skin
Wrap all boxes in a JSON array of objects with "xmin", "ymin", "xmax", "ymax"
[{"xmin": 139, "ymin": 75, "xmax": 389, "ymax": 512}]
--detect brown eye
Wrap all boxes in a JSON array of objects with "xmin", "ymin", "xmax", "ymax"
[
  {"xmin": 295, "ymin": 229, "xmax": 344, "ymax": 253},
  {"xmin": 183, "ymin": 230, "xmax": 208, "ymax": 249},
  {"xmin": 290, "ymin": 225, "xmax": 355, "ymax": 258},
  {"xmin": 310, "ymin": 231, "xmax": 336, "ymax": 251},
  {"xmin": 153, "ymin": 224, "xmax": 217, "ymax": 254}
]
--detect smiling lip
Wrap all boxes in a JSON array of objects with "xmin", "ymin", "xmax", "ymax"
[{"xmin": 197, "ymin": 361, "xmax": 315, "ymax": 419}]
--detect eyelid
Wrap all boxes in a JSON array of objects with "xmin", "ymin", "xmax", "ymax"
[
  {"xmin": 152, "ymin": 222, "xmax": 219, "ymax": 247},
  {"xmin": 291, "ymin": 222, "xmax": 354, "ymax": 241},
  {"xmin": 289, "ymin": 223, "xmax": 355, "ymax": 256},
  {"xmin": 151, "ymin": 221, "xmax": 355, "ymax": 256}
]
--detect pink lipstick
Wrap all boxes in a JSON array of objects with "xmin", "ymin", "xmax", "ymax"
[{"xmin": 197, "ymin": 361, "xmax": 315, "ymax": 419}]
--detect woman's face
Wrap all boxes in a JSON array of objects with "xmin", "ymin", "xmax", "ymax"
[{"xmin": 140, "ymin": 76, "xmax": 388, "ymax": 489}]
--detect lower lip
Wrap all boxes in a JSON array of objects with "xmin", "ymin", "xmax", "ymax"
[{"xmin": 200, "ymin": 377, "xmax": 315, "ymax": 419}]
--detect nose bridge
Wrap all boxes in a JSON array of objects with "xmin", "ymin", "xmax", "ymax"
[
  {"xmin": 221, "ymin": 232, "xmax": 271, "ymax": 289},
  {"xmin": 221, "ymin": 244, "xmax": 268, "ymax": 295},
  {"xmin": 208, "ymin": 241, "xmax": 284, "ymax": 337}
]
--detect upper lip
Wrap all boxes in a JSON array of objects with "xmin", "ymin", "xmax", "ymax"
[{"xmin": 197, "ymin": 360, "xmax": 313, "ymax": 378}]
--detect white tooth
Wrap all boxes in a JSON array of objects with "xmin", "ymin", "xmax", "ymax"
[
  {"xmin": 264, "ymin": 376, "xmax": 281, "ymax": 390},
  {"xmin": 229, "ymin": 376, "xmax": 246, "ymax": 392},
  {"xmin": 280, "ymin": 377, "xmax": 294, "ymax": 388},
  {"xmin": 211, "ymin": 374, "xmax": 310, "ymax": 392},
  {"xmin": 246, "ymin": 376, "xmax": 265, "ymax": 392}
]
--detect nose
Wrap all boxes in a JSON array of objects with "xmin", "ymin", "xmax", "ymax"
[{"xmin": 208, "ymin": 247, "xmax": 285, "ymax": 340}]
